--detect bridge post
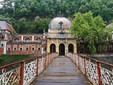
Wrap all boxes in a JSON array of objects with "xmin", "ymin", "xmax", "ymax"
[
  {"xmin": 20, "ymin": 61, "xmax": 25, "ymax": 85},
  {"xmin": 36, "ymin": 58, "xmax": 39, "ymax": 76},
  {"xmin": 48, "ymin": 54, "xmax": 51, "ymax": 65},
  {"xmin": 96, "ymin": 61, "xmax": 102, "ymax": 85},
  {"xmin": 78, "ymin": 55, "xmax": 80, "ymax": 69},
  {"xmin": 47, "ymin": 55, "xmax": 49, "ymax": 67},
  {"xmin": 74, "ymin": 53, "xmax": 76, "ymax": 64},
  {"xmin": 44, "ymin": 56, "xmax": 47, "ymax": 70},
  {"xmin": 84, "ymin": 57, "xmax": 86, "ymax": 77}
]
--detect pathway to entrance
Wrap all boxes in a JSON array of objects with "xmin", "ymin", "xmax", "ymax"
[{"xmin": 31, "ymin": 56, "xmax": 91, "ymax": 85}]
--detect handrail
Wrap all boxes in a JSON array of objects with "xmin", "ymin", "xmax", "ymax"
[
  {"xmin": 66, "ymin": 52, "xmax": 113, "ymax": 85},
  {"xmin": 0, "ymin": 53, "xmax": 58, "ymax": 85},
  {"xmin": 80, "ymin": 54, "xmax": 113, "ymax": 67},
  {"xmin": 0, "ymin": 56, "xmax": 42, "ymax": 69},
  {"xmin": 70, "ymin": 52, "xmax": 113, "ymax": 67}
]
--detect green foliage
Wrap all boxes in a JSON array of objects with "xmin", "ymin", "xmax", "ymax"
[
  {"xmin": 72, "ymin": 11, "xmax": 110, "ymax": 54},
  {"xmin": 0, "ymin": 0, "xmax": 113, "ymax": 33},
  {"xmin": 0, "ymin": 54, "xmax": 31, "ymax": 66}
]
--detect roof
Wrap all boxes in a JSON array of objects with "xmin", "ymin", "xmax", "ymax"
[
  {"xmin": 49, "ymin": 17, "xmax": 72, "ymax": 30},
  {"xmin": 0, "ymin": 20, "xmax": 17, "ymax": 34}
]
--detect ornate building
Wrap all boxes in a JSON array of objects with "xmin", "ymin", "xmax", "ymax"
[
  {"xmin": 0, "ymin": 17, "xmax": 77, "ymax": 55},
  {"xmin": 47, "ymin": 17, "xmax": 77, "ymax": 55}
]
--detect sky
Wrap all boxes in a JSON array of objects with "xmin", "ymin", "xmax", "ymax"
[{"xmin": 0, "ymin": 0, "xmax": 3, "ymax": 8}]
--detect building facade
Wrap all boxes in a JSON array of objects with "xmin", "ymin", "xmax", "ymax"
[
  {"xmin": 0, "ymin": 17, "xmax": 77, "ymax": 55},
  {"xmin": 47, "ymin": 17, "xmax": 77, "ymax": 55}
]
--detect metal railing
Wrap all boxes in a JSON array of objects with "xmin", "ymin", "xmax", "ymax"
[
  {"xmin": 0, "ymin": 53, "xmax": 58, "ymax": 85},
  {"xmin": 66, "ymin": 52, "xmax": 113, "ymax": 85}
]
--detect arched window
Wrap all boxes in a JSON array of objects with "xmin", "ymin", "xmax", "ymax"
[
  {"xmin": 59, "ymin": 43, "xmax": 65, "ymax": 55},
  {"xmin": 50, "ymin": 44, "xmax": 56, "ymax": 53},
  {"xmin": 36, "ymin": 37, "xmax": 41, "ymax": 42},
  {"xmin": 68, "ymin": 44, "xmax": 74, "ymax": 53},
  {"xmin": 14, "ymin": 38, "xmax": 19, "ymax": 42},
  {"xmin": 25, "ymin": 38, "xmax": 30, "ymax": 41}
]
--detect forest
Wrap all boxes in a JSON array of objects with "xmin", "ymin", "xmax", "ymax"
[{"xmin": 0, "ymin": 0, "xmax": 113, "ymax": 33}]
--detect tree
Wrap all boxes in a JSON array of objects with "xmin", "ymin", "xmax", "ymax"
[{"xmin": 72, "ymin": 11, "xmax": 110, "ymax": 54}]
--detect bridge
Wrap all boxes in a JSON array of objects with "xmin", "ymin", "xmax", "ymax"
[{"xmin": 0, "ymin": 53, "xmax": 113, "ymax": 85}]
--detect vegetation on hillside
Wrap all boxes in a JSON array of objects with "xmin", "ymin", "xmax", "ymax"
[{"xmin": 0, "ymin": 0, "xmax": 113, "ymax": 33}]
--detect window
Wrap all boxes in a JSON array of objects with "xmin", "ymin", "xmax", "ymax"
[
  {"xmin": 2, "ymin": 36, "xmax": 4, "ymax": 39},
  {"xmin": 26, "ymin": 45, "xmax": 29, "ymax": 51},
  {"xmin": 26, "ymin": 47, "xmax": 28, "ymax": 51},
  {"xmin": 13, "ymin": 45, "xmax": 17, "ymax": 51},
  {"xmin": 14, "ymin": 38, "xmax": 19, "ymax": 42},
  {"xmin": 19, "ymin": 45, "xmax": 23, "ymax": 51},
  {"xmin": 32, "ymin": 47, "xmax": 34, "ymax": 51},
  {"xmin": 7, "ymin": 45, "xmax": 11, "ymax": 50},
  {"xmin": 20, "ymin": 48, "xmax": 22, "ymax": 51},
  {"xmin": 38, "ymin": 47, "xmax": 41, "ymax": 51},
  {"xmin": 1, "ymin": 44, "xmax": 3, "ymax": 47},
  {"xmin": 25, "ymin": 38, "xmax": 30, "ymax": 41},
  {"xmin": 36, "ymin": 37, "xmax": 41, "ymax": 42},
  {"xmin": 36, "ymin": 37, "xmax": 41, "ymax": 40},
  {"xmin": 14, "ymin": 48, "xmax": 16, "ymax": 51},
  {"xmin": 44, "ymin": 46, "xmax": 46, "ymax": 51},
  {"xmin": 7, "ymin": 48, "xmax": 10, "ymax": 51},
  {"xmin": 32, "ymin": 45, "xmax": 35, "ymax": 51}
]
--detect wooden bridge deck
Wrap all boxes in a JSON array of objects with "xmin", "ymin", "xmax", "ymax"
[{"xmin": 31, "ymin": 56, "xmax": 91, "ymax": 85}]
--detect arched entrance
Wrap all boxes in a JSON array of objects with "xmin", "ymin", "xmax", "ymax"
[
  {"xmin": 50, "ymin": 44, "xmax": 56, "ymax": 53},
  {"xmin": 59, "ymin": 43, "xmax": 65, "ymax": 55},
  {"xmin": 68, "ymin": 44, "xmax": 74, "ymax": 53}
]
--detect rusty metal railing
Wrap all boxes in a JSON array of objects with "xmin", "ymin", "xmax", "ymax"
[
  {"xmin": 0, "ymin": 53, "xmax": 58, "ymax": 85},
  {"xmin": 66, "ymin": 52, "xmax": 113, "ymax": 85}
]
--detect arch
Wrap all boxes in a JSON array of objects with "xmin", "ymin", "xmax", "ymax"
[
  {"xmin": 50, "ymin": 44, "xmax": 56, "ymax": 53},
  {"xmin": 59, "ymin": 43, "xmax": 65, "ymax": 55},
  {"xmin": 68, "ymin": 44, "xmax": 74, "ymax": 53},
  {"xmin": 36, "ymin": 37, "xmax": 41, "ymax": 42},
  {"xmin": 14, "ymin": 38, "xmax": 19, "ymax": 42},
  {"xmin": 36, "ymin": 37, "xmax": 41, "ymax": 41},
  {"xmin": 25, "ymin": 38, "xmax": 30, "ymax": 41}
]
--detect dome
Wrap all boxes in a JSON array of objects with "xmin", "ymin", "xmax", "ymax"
[
  {"xmin": 49, "ymin": 17, "xmax": 72, "ymax": 30},
  {"xmin": 0, "ymin": 20, "xmax": 17, "ymax": 34}
]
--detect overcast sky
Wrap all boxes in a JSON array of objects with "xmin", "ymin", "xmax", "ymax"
[
  {"xmin": 0, "ymin": 0, "xmax": 3, "ymax": 8},
  {"xmin": 0, "ymin": 0, "xmax": 3, "ymax": 2}
]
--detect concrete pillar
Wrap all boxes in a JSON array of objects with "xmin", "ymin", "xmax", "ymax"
[
  {"xmin": 2, "ymin": 41, "xmax": 7, "ymax": 54},
  {"xmin": 56, "ymin": 39, "xmax": 59, "ymax": 53},
  {"xmin": 21, "ymin": 36, "xmax": 23, "ymax": 41},
  {"xmin": 32, "ymin": 36, "xmax": 34, "ymax": 41}
]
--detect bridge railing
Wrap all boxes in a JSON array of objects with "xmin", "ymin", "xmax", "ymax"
[
  {"xmin": 0, "ymin": 53, "xmax": 58, "ymax": 85},
  {"xmin": 66, "ymin": 52, "xmax": 113, "ymax": 85}
]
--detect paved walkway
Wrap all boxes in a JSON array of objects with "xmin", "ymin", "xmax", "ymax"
[{"xmin": 31, "ymin": 56, "xmax": 91, "ymax": 85}]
